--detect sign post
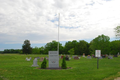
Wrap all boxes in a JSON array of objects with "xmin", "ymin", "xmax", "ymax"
[{"xmin": 95, "ymin": 50, "xmax": 101, "ymax": 69}]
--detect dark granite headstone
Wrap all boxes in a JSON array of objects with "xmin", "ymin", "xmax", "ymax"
[
  {"xmin": 65, "ymin": 56, "xmax": 69, "ymax": 61},
  {"xmin": 114, "ymin": 55, "xmax": 118, "ymax": 57},
  {"xmin": 74, "ymin": 56, "xmax": 79, "ymax": 60},
  {"xmin": 102, "ymin": 55, "xmax": 106, "ymax": 58},
  {"xmin": 40, "ymin": 57, "xmax": 44, "ymax": 62}
]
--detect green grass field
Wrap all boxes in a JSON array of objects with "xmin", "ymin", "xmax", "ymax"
[{"xmin": 0, "ymin": 54, "xmax": 120, "ymax": 80}]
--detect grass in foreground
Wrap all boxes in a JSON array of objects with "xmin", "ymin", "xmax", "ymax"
[{"xmin": 0, "ymin": 54, "xmax": 120, "ymax": 80}]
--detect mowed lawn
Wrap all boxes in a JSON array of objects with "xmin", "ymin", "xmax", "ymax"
[{"xmin": 0, "ymin": 54, "xmax": 120, "ymax": 80}]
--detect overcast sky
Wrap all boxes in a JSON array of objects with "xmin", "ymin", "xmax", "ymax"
[{"xmin": 0, "ymin": 0, "xmax": 120, "ymax": 50}]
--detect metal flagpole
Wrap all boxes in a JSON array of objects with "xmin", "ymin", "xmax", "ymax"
[{"xmin": 58, "ymin": 13, "xmax": 60, "ymax": 54}]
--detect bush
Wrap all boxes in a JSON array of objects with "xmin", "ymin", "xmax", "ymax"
[
  {"xmin": 61, "ymin": 56, "xmax": 67, "ymax": 69},
  {"xmin": 41, "ymin": 58, "xmax": 47, "ymax": 69}
]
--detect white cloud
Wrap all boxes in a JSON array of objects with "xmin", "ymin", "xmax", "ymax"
[{"xmin": 0, "ymin": 0, "xmax": 120, "ymax": 44}]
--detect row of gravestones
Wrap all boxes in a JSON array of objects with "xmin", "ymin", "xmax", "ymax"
[
  {"xmin": 60, "ymin": 55, "xmax": 114, "ymax": 60},
  {"xmin": 26, "ymin": 57, "xmax": 49, "ymax": 62},
  {"xmin": 26, "ymin": 57, "xmax": 47, "ymax": 67},
  {"xmin": 27, "ymin": 55, "xmax": 116, "ymax": 67}
]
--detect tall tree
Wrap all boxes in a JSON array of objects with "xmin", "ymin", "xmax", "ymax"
[
  {"xmin": 68, "ymin": 48, "xmax": 74, "ymax": 56},
  {"xmin": 44, "ymin": 40, "xmax": 63, "ymax": 54},
  {"xmin": 22, "ymin": 40, "xmax": 32, "ymax": 55},
  {"xmin": 32, "ymin": 47, "xmax": 40, "ymax": 54},
  {"xmin": 75, "ymin": 40, "xmax": 89, "ymax": 55},
  {"xmin": 110, "ymin": 40, "xmax": 120, "ymax": 55},
  {"xmin": 114, "ymin": 26, "xmax": 120, "ymax": 38},
  {"xmin": 89, "ymin": 34, "xmax": 110, "ymax": 55},
  {"xmin": 64, "ymin": 40, "xmax": 78, "ymax": 54}
]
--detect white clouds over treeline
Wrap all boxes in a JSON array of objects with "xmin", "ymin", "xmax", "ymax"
[{"xmin": 0, "ymin": 0, "xmax": 120, "ymax": 44}]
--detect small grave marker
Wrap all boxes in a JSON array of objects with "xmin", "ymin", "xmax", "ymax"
[
  {"xmin": 32, "ymin": 58, "xmax": 39, "ymax": 67},
  {"xmin": 26, "ymin": 57, "xmax": 31, "ymax": 61},
  {"xmin": 83, "ymin": 53, "xmax": 85, "ymax": 57},
  {"xmin": 65, "ymin": 56, "xmax": 69, "ymax": 61},
  {"xmin": 108, "ymin": 56, "xmax": 113, "ymax": 59},
  {"xmin": 87, "ymin": 55, "xmax": 91, "ymax": 59},
  {"xmin": 74, "ymin": 56, "xmax": 79, "ymax": 60},
  {"xmin": 40, "ymin": 57, "xmax": 44, "ymax": 62}
]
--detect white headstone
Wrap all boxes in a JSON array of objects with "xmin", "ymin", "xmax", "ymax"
[
  {"xmin": 118, "ymin": 52, "xmax": 119, "ymax": 55},
  {"xmin": 26, "ymin": 57, "xmax": 31, "ymax": 61},
  {"xmin": 49, "ymin": 51, "xmax": 59, "ymax": 68},
  {"xmin": 32, "ymin": 58, "xmax": 39, "ymax": 67},
  {"xmin": 83, "ymin": 55, "xmax": 85, "ymax": 57}
]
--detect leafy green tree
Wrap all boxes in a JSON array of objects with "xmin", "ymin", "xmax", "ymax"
[
  {"xmin": 39, "ymin": 46, "xmax": 45, "ymax": 55},
  {"xmin": 68, "ymin": 48, "xmax": 74, "ymax": 56},
  {"xmin": 61, "ymin": 56, "xmax": 67, "ymax": 69},
  {"xmin": 32, "ymin": 47, "xmax": 40, "ymax": 54},
  {"xmin": 64, "ymin": 40, "xmax": 78, "ymax": 54},
  {"xmin": 75, "ymin": 40, "xmax": 89, "ymax": 55},
  {"xmin": 89, "ymin": 34, "xmax": 110, "ymax": 55},
  {"xmin": 22, "ymin": 40, "xmax": 32, "ymax": 55},
  {"xmin": 110, "ymin": 40, "xmax": 120, "ymax": 55},
  {"xmin": 114, "ymin": 26, "xmax": 120, "ymax": 38},
  {"xmin": 44, "ymin": 40, "xmax": 63, "ymax": 54}
]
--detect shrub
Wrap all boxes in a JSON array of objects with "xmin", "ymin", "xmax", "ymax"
[
  {"xmin": 41, "ymin": 58, "xmax": 47, "ymax": 69},
  {"xmin": 61, "ymin": 56, "xmax": 67, "ymax": 69}
]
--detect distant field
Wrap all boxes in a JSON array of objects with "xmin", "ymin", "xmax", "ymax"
[{"xmin": 0, "ymin": 54, "xmax": 120, "ymax": 80}]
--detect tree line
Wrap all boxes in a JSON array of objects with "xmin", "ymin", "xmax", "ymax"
[{"xmin": 2, "ymin": 34, "xmax": 120, "ymax": 55}]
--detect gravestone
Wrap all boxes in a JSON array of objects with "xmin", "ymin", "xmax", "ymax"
[
  {"xmin": 69, "ymin": 57, "xmax": 71, "ymax": 60},
  {"xmin": 26, "ymin": 57, "xmax": 31, "ymax": 61},
  {"xmin": 87, "ymin": 55, "xmax": 91, "ymax": 59},
  {"xmin": 32, "ymin": 58, "xmax": 39, "ymax": 67},
  {"xmin": 61, "ymin": 55, "xmax": 64, "ymax": 59},
  {"xmin": 118, "ymin": 52, "xmax": 119, "ymax": 56},
  {"xmin": 92, "ymin": 55, "xmax": 96, "ymax": 58},
  {"xmin": 72, "ymin": 55, "xmax": 77, "ymax": 58},
  {"xmin": 40, "ymin": 57, "xmax": 44, "ymax": 62},
  {"xmin": 102, "ymin": 55, "xmax": 106, "ymax": 58},
  {"xmin": 65, "ymin": 56, "xmax": 69, "ymax": 61},
  {"xmin": 35, "ymin": 57, "xmax": 40, "ymax": 59},
  {"xmin": 83, "ymin": 53, "xmax": 85, "ymax": 57},
  {"xmin": 114, "ymin": 55, "xmax": 118, "ymax": 57},
  {"xmin": 106, "ymin": 54, "xmax": 108, "ymax": 57},
  {"xmin": 72, "ymin": 56, "xmax": 74, "ymax": 58},
  {"xmin": 108, "ymin": 56, "xmax": 113, "ymax": 59},
  {"xmin": 49, "ymin": 51, "xmax": 59, "ymax": 68},
  {"xmin": 74, "ymin": 56, "xmax": 79, "ymax": 60},
  {"xmin": 98, "ymin": 56, "xmax": 102, "ymax": 59},
  {"xmin": 45, "ymin": 57, "xmax": 48, "ymax": 60},
  {"xmin": 68, "ymin": 55, "xmax": 70, "ymax": 57}
]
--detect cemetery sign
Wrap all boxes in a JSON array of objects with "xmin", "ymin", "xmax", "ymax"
[
  {"xmin": 95, "ymin": 50, "xmax": 101, "ymax": 57},
  {"xmin": 49, "ymin": 51, "xmax": 59, "ymax": 68}
]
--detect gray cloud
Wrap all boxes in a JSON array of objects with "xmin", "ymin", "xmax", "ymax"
[{"xmin": 0, "ymin": 0, "xmax": 120, "ymax": 44}]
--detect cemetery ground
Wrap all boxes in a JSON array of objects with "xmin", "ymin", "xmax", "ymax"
[{"xmin": 0, "ymin": 54, "xmax": 120, "ymax": 80}]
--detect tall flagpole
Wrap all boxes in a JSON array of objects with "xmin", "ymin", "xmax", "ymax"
[{"xmin": 58, "ymin": 13, "xmax": 60, "ymax": 54}]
